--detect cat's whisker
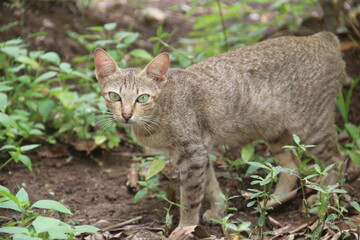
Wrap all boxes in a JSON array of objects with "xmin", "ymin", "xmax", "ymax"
[{"xmin": 98, "ymin": 120, "xmax": 114, "ymax": 134}]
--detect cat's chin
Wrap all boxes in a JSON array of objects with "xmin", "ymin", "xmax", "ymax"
[{"xmin": 119, "ymin": 121, "xmax": 138, "ymax": 127}]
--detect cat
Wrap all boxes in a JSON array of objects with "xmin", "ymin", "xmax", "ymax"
[{"xmin": 93, "ymin": 31, "xmax": 346, "ymax": 227}]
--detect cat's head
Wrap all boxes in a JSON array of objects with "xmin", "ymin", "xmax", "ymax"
[{"xmin": 94, "ymin": 48, "xmax": 170, "ymax": 126}]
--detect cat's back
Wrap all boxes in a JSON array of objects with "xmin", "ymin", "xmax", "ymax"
[{"xmin": 187, "ymin": 31, "xmax": 345, "ymax": 88}]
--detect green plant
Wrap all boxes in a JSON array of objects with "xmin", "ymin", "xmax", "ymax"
[
  {"xmin": 0, "ymin": 144, "xmax": 39, "ymax": 171},
  {"xmin": 341, "ymin": 123, "xmax": 360, "ymax": 166},
  {"xmin": 283, "ymin": 134, "xmax": 348, "ymax": 239},
  {"xmin": 0, "ymin": 186, "xmax": 99, "ymax": 240},
  {"xmin": 305, "ymin": 166, "xmax": 347, "ymax": 239},
  {"xmin": 157, "ymin": 191, "xmax": 184, "ymax": 235},
  {"xmin": 211, "ymin": 193, "xmax": 249, "ymax": 239},
  {"xmin": 0, "ymin": 30, "xmax": 122, "ymax": 161},
  {"xmin": 344, "ymin": 201, "xmax": 360, "ymax": 238},
  {"xmin": 149, "ymin": 26, "xmax": 199, "ymax": 68},
  {"xmin": 132, "ymin": 154, "xmax": 168, "ymax": 203},
  {"xmin": 336, "ymin": 77, "xmax": 360, "ymax": 123},
  {"xmin": 181, "ymin": 0, "xmax": 317, "ymax": 59},
  {"xmin": 68, "ymin": 22, "xmax": 153, "ymax": 68},
  {"xmin": 246, "ymin": 161, "xmax": 289, "ymax": 239}
]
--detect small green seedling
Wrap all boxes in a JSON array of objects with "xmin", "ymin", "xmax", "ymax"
[
  {"xmin": 0, "ymin": 186, "xmax": 99, "ymax": 240},
  {"xmin": 211, "ymin": 193, "xmax": 250, "ymax": 239},
  {"xmin": 0, "ymin": 144, "xmax": 40, "ymax": 171}
]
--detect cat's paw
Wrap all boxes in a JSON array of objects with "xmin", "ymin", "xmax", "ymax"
[{"xmin": 202, "ymin": 209, "xmax": 223, "ymax": 225}]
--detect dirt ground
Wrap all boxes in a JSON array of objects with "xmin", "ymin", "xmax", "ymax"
[{"xmin": 1, "ymin": 1, "xmax": 360, "ymax": 239}]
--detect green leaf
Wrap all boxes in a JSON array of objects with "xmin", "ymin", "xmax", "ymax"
[
  {"xmin": 0, "ymin": 189, "xmax": 21, "ymax": 212},
  {"xmin": 13, "ymin": 234, "xmax": 42, "ymax": 240},
  {"xmin": 74, "ymin": 225, "xmax": 100, "ymax": 234},
  {"xmin": 0, "ymin": 227, "xmax": 29, "ymax": 234},
  {"xmin": 39, "ymin": 52, "xmax": 61, "ymax": 65},
  {"xmin": 25, "ymin": 100, "xmax": 37, "ymax": 111},
  {"xmin": 29, "ymin": 129, "xmax": 44, "ymax": 136},
  {"xmin": 134, "ymin": 189, "xmax": 148, "ymax": 203},
  {"xmin": 156, "ymin": 25, "xmax": 163, "ymax": 36},
  {"xmin": 0, "ymin": 198, "xmax": 21, "ymax": 212},
  {"xmin": 350, "ymin": 201, "xmax": 360, "ymax": 212},
  {"xmin": 18, "ymin": 154, "xmax": 32, "ymax": 171},
  {"xmin": 293, "ymin": 134, "xmax": 300, "ymax": 145},
  {"xmin": 314, "ymin": 164, "xmax": 322, "ymax": 174},
  {"xmin": 306, "ymin": 184, "xmax": 325, "ymax": 193},
  {"xmin": 59, "ymin": 62, "xmax": 73, "ymax": 73},
  {"xmin": 129, "ymin": 49, "xmax": 153, "ymax": 61},
  {"xmin": 336, "ymin": 91, "xmax": 347, "ymax": 122},
  {"xmin": 0, "ymin": 93, "xmax": 8, "ymax": 112},
  {"xmin": 248, "ymin": 161, "xmax": 269, "ymax": 170},
  {"xmin": 241, "ymin": 144, "xmax": 254, "ymax": 162},
  {"xmin": 323, "ymin": 163, "xmax": 335, "ymax": 174},
  {"xmin": 20, "ymin": 144, "xmax": 40, "ymax": 152},
  {"xmin": 116, "ymin": 32, "xmax": 139, "ymax": 44},
  {"xmin": 38, "ymin": 99, "xmax": 55, "ymax": 120},
  {"xmin": 349, "ymin": 151, "xmax": 360, "ymax": 166},
  {"xmin": 16, "ymin": 56, "xmax": 39, "ymax": 68},
  {"xmin": 15, "ymin": 188, "xmax": 29, "ymax": 203},
  {"xmin": 345, "ymin": 123, "xmax": 360, "ymax": 139},
  {"xmin": 57, "ymin": 91, "xmax": 77, "ymax": 109},
  {"xmin": 87, "ymin": 26, "xmax": 104, "ymax": 32},
  {"xmin": 258, "ymin": 214, "xmax": 265, "ymax": 227},
  {"xmin": 34, "ymin": 71, "xmax": 57, "ymax": 83},
  {"xmin": 104, "ymin": 22, "xmax": 117, "ymax": 31},
  {"xmin": 145, "ymin": 158, "xmax": 166, "ymax": 180},
  {"xmin": 0, "ymin": 185, "xmax": 11, "ymax": 193},
  {"xmin": 0, "ymin": 85, "xmax": 14, "ymax": 92},
  {"xmin": 1, "ymin": 46, "xmax": 21, "ymax": 58},
  {"xmin": 0, "ymin": 112, "xmax": 18, "ymax": 129},
  {"xmin": 0, "ymin": 145, "xmax": 16, "ymax": 151},
  {"xmin": 32, "ymin": 216, "xmax": 74, "ymax": 239},
  {"xmin": 246, "ymin": 200, "xmax": 256, "ymax": 207},
  {"xmin": 32, "ymin": 200, "xmax": 72, "ymax": 214},
  {"xmin": 95, "ymin": 135, "xmax": 107, "ymax": 145}
]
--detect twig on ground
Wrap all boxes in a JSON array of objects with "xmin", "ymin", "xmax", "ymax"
[{"xmin": 101, "ymin": 216, "xmax": 143, "ymax": 232}]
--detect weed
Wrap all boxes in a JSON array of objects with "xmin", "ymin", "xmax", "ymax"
[
  {"xmin": 284, "ymin": 135, "xmax": 348, "ymax": 239},
  {"xmin": 0, "ymin": 144, "xmax": 39, "ymax": 171},
  {"xmin": 341, "ymin": 123, "xmax": 360, "ymax": 166},
  {"xmin": 211, "ymin": 193, "xmax": 249, "ymax": 239},
  {"xmin": 344, "ymin": 201, "xmax": 360, "ymax": 238},
  {"xmin": 0, "ymin": 186, "xmax": 99, "ymax": 239},
  {"xmin": 336, "ymin": 77, "xmax": 360, "ymax": 123},
  {"xmin": 132, "ymin": 154, "xmax": 168, "ymax": 203},
  {"xmin": 246, "ymin": 161, "xmax": 289, "ymax": 239}
]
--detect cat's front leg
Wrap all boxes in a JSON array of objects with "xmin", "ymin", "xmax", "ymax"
[{"xmin": 177, "ymin": 145, "xmax": 209, "ymax": 226}]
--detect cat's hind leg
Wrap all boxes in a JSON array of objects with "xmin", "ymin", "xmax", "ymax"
[{"xmin": 202, "ymin": 161, "xmax": 225, "ymax": 224}]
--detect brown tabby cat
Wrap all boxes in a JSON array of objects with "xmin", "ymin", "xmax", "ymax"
[{"xmin": 94, "ymin": 31, "xmax": 346, "ymax": 226}]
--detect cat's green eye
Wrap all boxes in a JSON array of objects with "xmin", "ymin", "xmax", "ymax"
[
  {"xmin": 136, "ymin": 94, "xmax": 150, "ymax": 103},
  {"xmin": 108, "ymin": 92, "xmax": 121, "ymax": 102}
]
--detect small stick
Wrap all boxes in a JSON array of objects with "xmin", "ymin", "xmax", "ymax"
[{"xmin": 101, "ymin": 216, "xmax": 143, "ymax": 232}]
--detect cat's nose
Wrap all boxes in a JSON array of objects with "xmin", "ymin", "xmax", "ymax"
[{"xmin": 122, "ymin": 113, "xmax": 133, "ymax": 121}]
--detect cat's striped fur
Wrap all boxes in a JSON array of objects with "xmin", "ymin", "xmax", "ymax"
[{"xmin": 94, "ymin": 31, "xmax": 346, "ymax": 226}]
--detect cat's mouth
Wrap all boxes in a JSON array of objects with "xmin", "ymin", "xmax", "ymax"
[
  {"xmin": 121, "ymin": 121, "xmax": 136, "ymax": 126},
  {"xmin": 113, "ymin": 114, "xmax": 137, "ymax": 126}
]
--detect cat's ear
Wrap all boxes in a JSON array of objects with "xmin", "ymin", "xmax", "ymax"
[
  {"xmin": 143, "ymin": 52, "xmax": 170, "ymax": 87},
  {"xmin": 94, "ymin": 48, "xmax": 120, "ymax": 81}
]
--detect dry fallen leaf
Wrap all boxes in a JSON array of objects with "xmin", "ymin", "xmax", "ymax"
[
  {"xmin": 72, "ymin": 140, "xmax": 97, "ymax": 154},
  {"xmin": 167, "ymin": 226, "xmax": 223, "ymax": 240}
]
